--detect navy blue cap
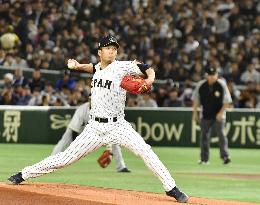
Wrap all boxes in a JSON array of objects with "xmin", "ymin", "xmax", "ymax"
[{"xmin": 98, "ymin": 35, "xmax": 119, "ymax": 49}]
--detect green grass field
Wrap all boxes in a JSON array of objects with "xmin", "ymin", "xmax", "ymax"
[{"xmin": 0, "ymin": 144, "xmax": 259, "ymax": 203}]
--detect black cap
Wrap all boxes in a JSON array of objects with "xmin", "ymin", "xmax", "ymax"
[
  {"xmin": 98, "ymin": 35, "xmax": 119, "ymax": 49},
  {"xmin": 205, "ymin": 67, "xmax": 217, "ymax": 75}
]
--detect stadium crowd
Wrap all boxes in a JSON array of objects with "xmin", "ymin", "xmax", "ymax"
[{"xmin": 0, "ymin": 0, "xmax": 259, "ymax": 108}]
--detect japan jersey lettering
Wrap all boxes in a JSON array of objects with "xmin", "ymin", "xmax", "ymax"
[{"xmin": 90, "ymin": 61, "xmax": 142, "ymax": 118}]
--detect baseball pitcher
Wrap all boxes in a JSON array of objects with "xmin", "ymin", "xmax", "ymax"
[{"xmin": 9, "ymin": 35, "xmax": 188, "ymax": 203}]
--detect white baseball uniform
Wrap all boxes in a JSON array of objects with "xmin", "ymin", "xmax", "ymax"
[
  {"xmin": 21, "ymin": 60, "xmax": 176, "ymax": 191},
  {"xmin": 51, "ymin": 102, "xmax": 128, "ymax": 171}
]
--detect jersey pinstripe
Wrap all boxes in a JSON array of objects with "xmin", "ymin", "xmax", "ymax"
[
  {"xmin": 90, "ymin": 61, "xmax": 142, "ymax": 118},
  {"xmin": 51, "ymin": 102, "xmax": 128, "ymax": 171}
]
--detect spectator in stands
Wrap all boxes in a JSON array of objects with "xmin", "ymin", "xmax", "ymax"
[
  {"xmin": 190, "ymin": 60, "xmax": 204, "ymax": 82},
  {"xmin": 157, "ymin": 61, "xmax": 175, "ymax": 80},
  {"xmin": 155, "ymin": 85, "xmax": 168, "ymax": 107},
  {"xmin": 55, "ymin": 71, "xmax": 76, "ymax": 91},
  {"xmin": 2, "ymin": 53, "xmax": 15, "ymax": 67},
  {"xmin": 24, "ymin": 43, "xmax": 34, "ymax": 67},
  {"xmin": 27, "ymin": 19, "xmax": 38, "ymax": 42},
  {"xmin": 0, "ymin": 26, "xmax": 21, "ymax": 52},
  {"xmin": 62, "ymin": 0, "xmax": 77, "ymax": 19},
  {"xmin": 2, "ymin": 73, "xmax": 13, "ymax": 88},
  {"xmin": 39, "ymin": 32, "xmax": 55, "ymax": 51},
  {"xmin": 56, "ymin": 85, "xmax": 71, "ymax": 106},
  {"xmin": 137, "ymin": 93, "xmax": 158, "ymax": 107},
  {"xmin": 0, "ymin": 1, "xmax": 10, "ymax": 21},
  {"xmin": 30, "ymin": 54, "xmax": 42, "ymax": 70},
  {"xmin": 163, "ymin": 88, "xmax": 182, "ymax": 107},
  {"xmin": 11, "ymin": 55, "xmax": 28, "ymax": 68},
  {"xmin": 16, "ymin": 85, "xmax": 32, "ymax": 105},
  {"xmin": 42, "ymin": 81, "xmax": 57, "ymax": 105},
  {"xmin": 240, "ymin": 63, "xmax": 260, "ymax": 84},
  {"xmin": 184, "ymin": 35, "xmax": 199, "ymax": 54},
  {"xmin": 67, "ymin": 89, "xmax": 82, "ymax": 106},
  {"xmin": 13, "ymin": 83, "xmax": 23, "ymax": 100},
  {"xmin": 74, "ymin": 78, "xmax": 90, "ymax": 97},
  {"xmin": 28, "ymin": 87, "xmax": 42, "ymax": 106},
  {"xmin": 53, "ymin": 97, "xmax": 64, "ymax": 106},
  {"xmin": 40, "ymin": 94, "xmax": 50, "ymax": 106},
  {"xmin": 0, "ymin": 86, "xmax": 17, "ymax": 105},
  {"xmin": 238, "ymin": 89, "xmax": 256, "ymax": 108},
  {"xmin": 30, "ymin": 0, "xmax": 45, "ymax": 27},
  {"xmin": 49, "ymin": 50, "xmax": 66, "ymax": 70},
  {"xmin": 224, "ymin": 63, "xmax": 242, "ymax": 84},
  {"xmin": 29, "ymin": 69, "xmax": 45, "ymax": 92},
  {"xmin": 13, "ymin": 68, "xmax": 28, "ymax": 87},
  {"xmin": 0, "ymin": 0, "xmax": 259, "ymax": 107},
  {"xmin": 9, "ymin": 10, "xmax": 29, "ymax": 49},
  {"xmin": 214, "ymin": 11, "xmax": 230, "ymax": 41},
  {"xmin": 126, "ymin": 94, "xmax": 138, "ymax": 107}
]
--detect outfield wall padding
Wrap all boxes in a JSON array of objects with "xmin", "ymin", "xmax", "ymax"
[{"xmin": 0, "ymin": 106, "xmax": 259, "ymax": 148}]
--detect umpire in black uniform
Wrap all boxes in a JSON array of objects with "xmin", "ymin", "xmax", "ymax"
[{"xmin": 192, "ymin": 67, "xmax": 232, "ymax": 165}]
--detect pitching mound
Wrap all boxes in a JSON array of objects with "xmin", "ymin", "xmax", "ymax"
[{"xmin": 0, "ymin": 182, "xmax": 258, "ymax": 205}]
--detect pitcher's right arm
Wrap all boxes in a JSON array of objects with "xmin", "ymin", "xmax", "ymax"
[{"xmin": 67, "ymin": 59, "xmax": 94, "ymax": 73}]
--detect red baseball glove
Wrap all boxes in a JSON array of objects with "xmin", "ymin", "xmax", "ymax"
[
  {"xmin": 120, "ymin": 75, "xmax": 152, "ymax": 94},
  {"xmin": 97, "ymin": 150, "xmax": 113, "ymax": 168}
]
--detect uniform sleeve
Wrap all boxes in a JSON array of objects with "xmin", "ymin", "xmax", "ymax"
[
  {"xmin": 68, "ymin": 104, "xmax": 86, "ymax": 133},
  {"xmin": 83, "ymin": 103, "xmax": 90, "ymax": 125},
  {"xmin": 93, "ymin": 62, "xmax": 101, "ymax": 74},
  {"xmin": 92, "ymin": 63, "xmax": 96, "ymax": 74},
  {"xmin": 219, "ymin": 79, "xmax": 232, "ymax": 104},
  {"xmin": 119, "ymin": 61, "xmax": 143, "ymax": 76},
  {"xmin": 192, "ymin": 82, "xmax": 202, "ymax": 104}
]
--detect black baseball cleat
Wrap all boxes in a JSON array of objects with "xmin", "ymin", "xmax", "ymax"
[
  {"xmin": 223, "ymin": 157, "xmax": 231, "ymax": 165},
  {"xmin": 166, "ymin": 186, "xmax": 189, "ymax": 203},
  {"xmin": 8, "ymin": 172, "xmax": 24, "ymax": 185},
  {"xmin": 118, "ymin": 167, "xmax": 131, "ymax": 173}
]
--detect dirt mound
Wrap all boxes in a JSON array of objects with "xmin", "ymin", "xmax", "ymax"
[{"xmin": 0, "ymin": 182, "xmax": 258, "ymax": 205}]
